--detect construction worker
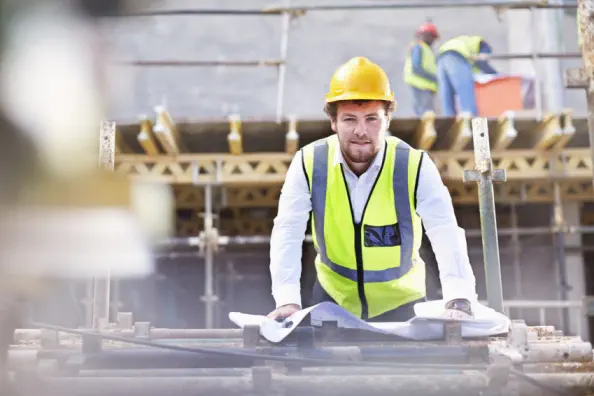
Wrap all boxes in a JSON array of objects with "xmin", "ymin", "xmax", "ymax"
[
  {"xmin": 267, "ymin": 57, "xmax": 477, "ymax": 322},
  {"xmin": 436, "ymin": 35, "xmax": 498, "ymax": 117},
  {"xmin": 403, "ymin": 21, "xmax": 439, "ymax": 116}
]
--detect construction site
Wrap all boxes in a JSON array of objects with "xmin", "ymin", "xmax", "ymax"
[{"xmin": 3, "ymin": 0, "xmax": 594, "ymax": 395}]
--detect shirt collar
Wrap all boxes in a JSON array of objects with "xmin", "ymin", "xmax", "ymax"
[{"xmin": 333, "ymin": 140, "xmax": 386, "ymax": 172}]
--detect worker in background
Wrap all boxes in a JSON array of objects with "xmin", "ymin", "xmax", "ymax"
[
  {"xmin": 403, "ymin": 21, "xmax": 439, "ymax": 116},
  {"xmin": 436, "ymin": 35, "xmax": 498, "ymax": 117},
  {"xmin": 267, "ymin": 57, "xmax": 477, "ymax": 322}
]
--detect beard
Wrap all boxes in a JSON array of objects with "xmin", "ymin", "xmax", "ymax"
[{"xmin": 342, "ymin": 141, "xmax": 378, "ymax": 164}]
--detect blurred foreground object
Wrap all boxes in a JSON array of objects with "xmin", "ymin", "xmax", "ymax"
[{"xmin": 0, "ymin": 0, "xmax": 171, "ymax": 393}]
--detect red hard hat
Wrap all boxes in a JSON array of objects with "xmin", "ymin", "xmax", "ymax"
[{"xmin": 417, "ymin": 22, "xmax": 439, "ymax": 38}]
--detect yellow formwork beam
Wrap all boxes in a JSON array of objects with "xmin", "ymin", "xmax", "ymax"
[
  {"xmin": 115, "ymin": 149, "xmax": 594, "ymax": 185},
  {"xmin": 137, "ymin": 117, "xmax": 161, "ymax": 156},
  {"xmin": 491, "ymin": 112, "xmax": 517, "ymax": 151},
  {"xmin": 528, "ymin": 112, "xmax": 575, "ymax": 150},
  {"xmin": 153, "ymin": 106, "xmax": 184, "ymax": 155},
  {"xmin": 412, "ymin": 111, "xmax": 437, "ymax": 151},
  {"xmin": 228, "ymin": 114, "xmax": 243, "ymax": 155},
  {"xmin": 285, "ymin": 116, "xmax": 299, "ymax": 155},
  {"xmin": 443, "ymin": 112, "xmax": 472, "ymax": 151}
]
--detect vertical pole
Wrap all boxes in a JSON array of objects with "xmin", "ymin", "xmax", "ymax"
[
  {"xmin": 510, "ymin": 203, "xmax": 523, "ymax": 319},
  {"xmin": 464, "ymin": 118, "xmax": 505, "ymax": 313},
  {"xmin": 275, "ymin": 1, "xmax": 291, "ymax": 124},
  {"xmin": 530, "ymin": 6, "xmax": 543, "ymax": 119},
  {"xmin": 553, "ymin": 182, "xmax": 570, "ymax": 332},
  {"xmin": 92, "ymin": 120, "xmax": 116, "ymax": 329},
  {"xmin": 204, "ymin": 183, "xmax": 214, "ymax": 329},
  {"xmin": 194, "ymin": 161, "xmax": 218, "ymax": 329}
]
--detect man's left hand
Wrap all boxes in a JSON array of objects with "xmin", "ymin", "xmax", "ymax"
[{"xmin": 441, "ymin": 298, "xmax": 474, "ymax": 320}]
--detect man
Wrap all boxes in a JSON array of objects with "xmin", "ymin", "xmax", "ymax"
[
  {"xmin": 436, "ymin": 35, "xmax": 498, "ymax": 117},
  {"xmin": 403, "ymin": 21, "xmax": 439, "ymax": 116},
  {"xmin": 267, "ymin": 56, "xmax": 477, "ymax": 322}
]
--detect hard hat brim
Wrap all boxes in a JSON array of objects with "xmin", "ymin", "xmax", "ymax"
[{"xmin": 325, "ymin": 92, "xmax": 395, "ymax": 103}]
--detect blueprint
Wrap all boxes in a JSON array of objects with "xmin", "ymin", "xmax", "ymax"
[{"xmin": 229, "ymin": 300, "xmax": 511, "ymax": 343}]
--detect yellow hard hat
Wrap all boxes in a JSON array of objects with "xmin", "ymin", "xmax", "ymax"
[{"xmin": 325, "ymin": 57, "xmax": 395, "ymax": 103}]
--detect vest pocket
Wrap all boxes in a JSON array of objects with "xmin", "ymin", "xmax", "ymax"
[{"xmin": 363, "ymin": 223, "xmax": 401, "ymax": 247}]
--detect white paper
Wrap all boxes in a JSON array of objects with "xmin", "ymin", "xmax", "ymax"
[{"xmin": 228, "ymin": 300, "xmax": 510, "ymax": 343}]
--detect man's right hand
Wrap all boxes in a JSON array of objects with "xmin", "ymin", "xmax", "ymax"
[{"xmin": 266, "ymin": 304, "xmax": 301, "ymax": 320}]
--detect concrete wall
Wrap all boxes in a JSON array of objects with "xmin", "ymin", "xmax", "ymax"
[{"xmin": 102, "ymin": 0, "xmax": 586, "ymax": 121}]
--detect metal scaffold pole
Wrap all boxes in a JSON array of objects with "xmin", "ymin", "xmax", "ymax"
[
  {"xmin": 463, "ymin": 118, "xmax": 506, "ymax": 313},
  {"xmin": 192, "ymin": 162, "xmax": 221, "ymax": 329},
  {"xmin": 203, "ymin": 183, "xmax": 215, "ymax": 329},
  {"xmin": 91, "ymin": 120, "xmax": 116, "ymax": 329},
  {"xmin": 120, "ymin": 0, "xmax": 576, "ymax": 15},
  {"xmin": 553, "ymin": 182, "xmax": 571, "ymax": 333}
]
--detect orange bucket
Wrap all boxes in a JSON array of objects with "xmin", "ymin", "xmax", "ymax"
[{"xmin": 474, "ymin": 76, "xmax": 523, "ymax": 117}]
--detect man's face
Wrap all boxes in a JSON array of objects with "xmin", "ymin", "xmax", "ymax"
[{"xmin": 330, "ymin": 100, "xmax": 389, "ymax": 165}]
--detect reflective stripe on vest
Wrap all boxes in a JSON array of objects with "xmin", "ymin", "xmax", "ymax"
[
  {"xmin": 403, "ymin": 41, "xmax": 437, "ymax": 92},
  {"xmin": 302, "ymin": 135, "xmax": 426, "ymax": 319}
]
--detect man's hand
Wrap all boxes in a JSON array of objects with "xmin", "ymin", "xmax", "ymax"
[
  {"xmin": 267, "ymin": 304, "xmax": 301, "ymax": 320},
  {"xmin": 441, "ymin": 298, "xmax": 474, "ymax": 320}
]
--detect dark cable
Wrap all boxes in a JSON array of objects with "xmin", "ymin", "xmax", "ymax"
[
  {"xmin": 510, "ymin": 369, "xmax": 571, "ymax": 396},
  {"xmin": 30, "ymin": 322, "xmax": 484, "ymax": 370}
]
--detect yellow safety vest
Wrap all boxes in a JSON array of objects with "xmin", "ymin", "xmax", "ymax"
[
  {"xmin": 403, "ymin": 41, "xmax": 438, "ymax": 92},
  {"xmin": 301, "ymin": 135, "xmax": 426, "ymax": 320},
  {"xmin": 439, "ymin": 35, "xmax": 484, "ymax": 73}
]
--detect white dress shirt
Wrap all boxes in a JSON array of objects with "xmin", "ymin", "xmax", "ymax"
[{"xmin": 269, "ymin": 140, "xmax": 477, "ymax": 308}]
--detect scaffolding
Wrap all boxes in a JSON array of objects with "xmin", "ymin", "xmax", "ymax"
[
  {"xmin": 114, "ymin": 0, "xmax": 580, "ymax": 122},
  {"xmin": 99, "ymin": 0, "xmax": 594, "ymax": 333}
]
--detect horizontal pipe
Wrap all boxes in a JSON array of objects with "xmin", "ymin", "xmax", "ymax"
[
  {"xmin": 66, "ymin": 366, "xmax": 478, "ymax": 378},
  {"xmin": 489, "ymin": 341, "xmax": 593, "ymax": 363},
  {"xmin": 159, "ymin": 225, "xmax": 594, "ymax": 247},
  {"xmin": 44, "ymin": 346, "xmax": 488, "ymax": 371},
  {"xmin": 66, "ymin": 349, "xmax": 256, "ymax": 370},
  {"xmin": 114, "ymin": 54, "xmax": 579, "ymax": 68},
  {"xmin": 10, "ymin": 373, "xmax": 594, "ymax": 396},
  {"xmin": 117, "ymin": 0, "xmax": 576, "ymax": 17},
  {"xmin": 115, "ymin": 60, "xmax": 283, "ymax": 67},
  {"xmin": 72, "ymin": 368, "xmax": 252, "ymax": 377},
  {"xmin": 14, "ymin": 328, "xmax": 243, "ymax": 342},
  {"xmin": 51, "ymin": 364, "xmax": 594, "ymax": 378},
  {"xmin": 477, "ymin": 52, "xmax": 582, "ymax": 60}
]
